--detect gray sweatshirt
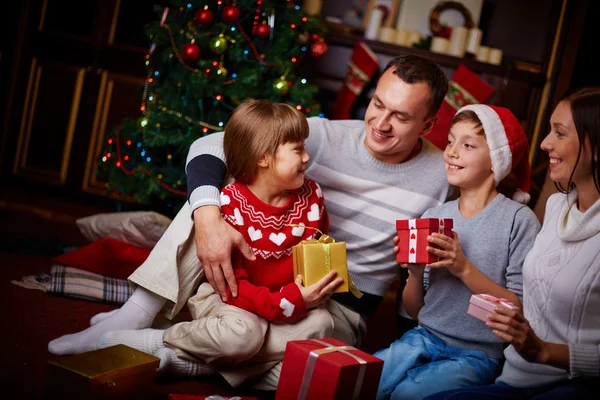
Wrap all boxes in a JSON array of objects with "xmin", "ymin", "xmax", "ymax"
[{"xmin": 417, "ymin": 194, "xmax": 541, "ymax": 358}]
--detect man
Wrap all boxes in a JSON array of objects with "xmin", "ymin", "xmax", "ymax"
[{"xmin": 49, "ymin": 54, "xmax": 452, "ymax": 388}]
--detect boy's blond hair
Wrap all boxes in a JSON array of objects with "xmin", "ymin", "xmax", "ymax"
[{"xmin": 223, "ymin": 99, "xmax": 309, "ymax": 184}]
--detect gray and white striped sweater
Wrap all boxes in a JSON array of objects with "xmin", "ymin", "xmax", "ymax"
[{"xmin": 185, "ymin": 117, "xmax": 453, "ymax": 314}]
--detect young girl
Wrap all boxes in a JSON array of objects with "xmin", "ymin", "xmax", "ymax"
[
  {"xmin": 94, "ymin": 99, "xmax": 343, "ymax": 386},
  {"xmin": 376, "ymin": 105, "xmax": 541, "ymax": 400},
  {"xmin": 428, "ymin": 87, "xmax": 600, "ymax": 399}
]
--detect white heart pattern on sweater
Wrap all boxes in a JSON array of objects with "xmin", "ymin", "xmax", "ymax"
[
  {"xmin": 247, "ymin": 226, "xmax": 262, "ymax": 241},
  {"xmin": 291, "ymin": 223, "xmax": 305, "ymax": 237},
  {"xmin": 307, "ymin": 203, "xmax": 320, "ymax": 221},
  {"xmin": 269, "ymin": 232, "xmax": 286, "ymax": 246},
  {"xmin": 315, "ymin": 184, "xmax": 323, "ymax": 198},
  {"xmin": 220, "ymin": 193, "xmax": 231, "ymax": 205},
  {"xmin": 234, "ymin": 208, "xmax": 244, "ymax": 226}
]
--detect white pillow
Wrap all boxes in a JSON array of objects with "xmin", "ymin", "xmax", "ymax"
[{"xmin": 76, "ymin": 211, "xmax": 172, "ymax": 250}]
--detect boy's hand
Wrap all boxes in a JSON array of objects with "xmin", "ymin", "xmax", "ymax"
[
  {"xmin": 392, "ymin": 234, "xmax": 400, "ymax": 254},
  {"xmin": 295, "ymin": 271, "xmax": 343, "ymax": 309},
  {"xmin": 400, "ymin": 263, "xmax": 426, "ymax": 277},
  {"xmin": 425, "ymin": 231, "xmax": 472, "ymax": 279}
]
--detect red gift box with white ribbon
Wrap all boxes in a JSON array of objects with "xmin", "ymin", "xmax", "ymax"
[
  {"xmin": 396, "ymin": 218, "xmax": 454, "ymax": 264},
  {"xmin": 467, "ymin": 293, "xmax": 519, "ymax": 322},
  {"xmin": 275, "ymin": 338, "xmax": 383, "ymax": 400}
]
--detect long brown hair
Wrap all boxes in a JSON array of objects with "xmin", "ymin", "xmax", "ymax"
[
  {"xmin": 554, "ymin": 87, "xmax": 600, "ymax": 194},
  {"xmin": 223, "ymin": 99, "xmax": 309, "ymax": 184}
]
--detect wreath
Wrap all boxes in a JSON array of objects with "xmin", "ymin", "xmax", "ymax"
[{"xmin": 430, "ymin": 1, "xmax": 474, "ymax": 38}]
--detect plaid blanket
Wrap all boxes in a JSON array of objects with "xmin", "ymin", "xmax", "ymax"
[{"xmin": 11, "ymin": 264, "xmax": 133, "ymax": 305}]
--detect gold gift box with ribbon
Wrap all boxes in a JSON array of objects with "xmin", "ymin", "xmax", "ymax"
[{"xmin": 292, "ymin": 231, "xmax": 362, "ymax": 298}]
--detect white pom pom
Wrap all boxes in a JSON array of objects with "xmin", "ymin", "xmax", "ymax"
[{"xmin": 512, "ymin": 189, "xmax": 531, "ymax": 204}]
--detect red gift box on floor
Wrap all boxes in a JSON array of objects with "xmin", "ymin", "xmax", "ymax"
[
  {"xmin": 396, "ymin": 218, "xmax": 454, "ymax": 264},
  {"xmin": 275, "ymin": 338, "xmax": 383, "ymax": 400},
  {"xmin": 467, "ymin": 294, "xmax": 519, "ymax": 322},
  {"xmin": 169, "ymin": 395, "xmax": 257, "ymax": 400}
]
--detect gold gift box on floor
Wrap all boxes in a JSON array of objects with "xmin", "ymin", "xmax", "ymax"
[
  {"xmin": 293, "ymin": 237, "xmax": 349, "ymax": 293},
  {"xmin": 46, "ymin": 344, "xmax": 159, "ymax": 399}
]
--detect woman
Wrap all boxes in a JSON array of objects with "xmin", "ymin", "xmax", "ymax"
[{"xmin": 427, "ymin": 87, "xmax": 600, "ymax": 399}]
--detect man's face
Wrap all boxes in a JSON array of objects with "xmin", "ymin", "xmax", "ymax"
[{"xmin": 363, "ymin": 68, "xmax": 436, "ymax": 164}]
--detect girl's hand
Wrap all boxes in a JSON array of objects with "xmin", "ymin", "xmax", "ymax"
[
  {"xmin": 295, "ymin": 271, "xmax": 343, "ymax": 309},
  {"xmin": 486, "ymin": 306, "xmax": 548, "ymax": 364},
  {"xmin": 426, "ymin": 231, "xmax": 471, "ymax": 278}
]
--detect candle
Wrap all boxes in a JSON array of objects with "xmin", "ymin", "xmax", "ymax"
[
  {"xmin": 379, "ymin": 27, "xmax": 396, "ymax": 43},
  {"xmin": 365, "ymin": 8, "xmax": 384, "ymax": 40},
  {"xmin": 431, "ymin": 37, "xmax": 450, "ymax": 54},
  {"xmin": 448, "ymin": 26, "xmax": 468, "ymax": 57},
  {"xmin": 406, "ymin": 31, "xmax": 421, "ymax": 47},
  {"xmin": 476, "ymin": 46, "xmax": 490, "ymax": 62},
  {"xmin": 395, "ymin": 29, "xmax": 408, "ymax": 46},
  {"xmin": 488, "ymin": 48, "xmax": 503, "ymax": 65},
  {"xmin": 466, "ymin": 28, "xmax": 482, "ymax": 55},
  {"xmin": 302, "ymin": 0, "xmax": 322, "ymax": 16}
]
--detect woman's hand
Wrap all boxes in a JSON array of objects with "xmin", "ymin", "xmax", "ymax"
[
  {"xmin": 295, "ymin": 271, "xmax": 343, "ymax": 309},
  {"xmin": 425, "ymin": 231, "xmax": 472, "ymax": 278},
  {"xmin": 487, "ymin": 306, "xmax": 549, "ymax": 364}
]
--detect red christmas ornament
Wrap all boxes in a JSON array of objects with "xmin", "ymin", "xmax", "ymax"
[
  {"xmin": 194, "ymin": 9, "xmax": 214, "ymax": 27},
  {"xmin": 311, "ymin": 39, "xmax": 328, "ymax": 57},
  {"xmin": 222, "ymin": 5, "xmax": 241, "ymax": 23},
  {"xmin": 181, "ymin": 43, "xmax": 200, "ymax": 61},
  {"xmin": 255, "ymin": 24, "xmax": 271, "ymax": 38}
]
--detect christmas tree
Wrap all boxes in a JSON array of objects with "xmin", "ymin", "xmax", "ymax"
[{"xmin": 99, "ymin": 0, "xmax": 327, "ymax": 216}]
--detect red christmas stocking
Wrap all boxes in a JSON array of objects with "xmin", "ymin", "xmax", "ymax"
[
  {"xmin": 331, "ymin": 42, "xmax": 379, "ymax": 120},
  {"xmin": 424, "ymin": 65, "xmax": 495, "ymax": 150}
]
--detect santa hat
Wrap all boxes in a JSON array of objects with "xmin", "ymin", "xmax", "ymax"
[{"xmin": 456, "ymin": 104, "xmax": 531, "ymax": 204}]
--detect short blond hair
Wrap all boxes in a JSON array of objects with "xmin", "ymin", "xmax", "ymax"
[{"xmin": 223, "ymin": 99, "xmax": 309, "ymax": 184}]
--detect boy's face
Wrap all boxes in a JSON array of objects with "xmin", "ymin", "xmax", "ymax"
[
  {"xmin": 444, "ymin": 121, "xmax": 494, "ymax": 190},
  {"xmin": 363, "ymin": 68, "xmax": 437, "ymax": 164}
]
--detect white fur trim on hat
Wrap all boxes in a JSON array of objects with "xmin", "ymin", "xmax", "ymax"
[{"xmin": 456, "ymin": 104, "xmax": 512, "ymax": 186}]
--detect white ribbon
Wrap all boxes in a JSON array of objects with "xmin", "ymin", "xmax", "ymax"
[
  {"xmin": 408, "ymin": 219, "xmax": 417, "ymax": 263},
  {"xmin": 297, "ymin": 339, "xmax": 367, "ymax": 400}
]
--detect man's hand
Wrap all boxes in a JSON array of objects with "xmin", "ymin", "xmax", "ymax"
[
  {"xmin": 295, "ymin": 271, "xmax": 343, "ymax": 309},
  {"xmin": 193, "ymin": 206, "xmax": 255, "ymax": 301}
]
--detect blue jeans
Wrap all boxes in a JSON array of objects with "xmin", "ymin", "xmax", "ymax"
[
  {"xmin": 424, "ymin": 380, "xmax": 600, "ymax": 399},
  {"xmin": 374, "ymin": 327, "xmax": 501, "ymax": 400}
]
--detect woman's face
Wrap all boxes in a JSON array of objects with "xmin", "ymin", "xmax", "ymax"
[{"xmin": 541, "ymin": 101, "xmax": 594, "ymax": 186}]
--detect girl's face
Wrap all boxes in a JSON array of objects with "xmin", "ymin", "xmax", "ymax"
[
  {"xmin": 443, "ymin": 121, "xmax": 494, "ymax": 190},
  {"xmin": 541, "ymin": 101, "xmax": 593, "ymax": 186},
  {"xmin": 269, "ymin": 141, "xmax": 310, "ymax": 190}
]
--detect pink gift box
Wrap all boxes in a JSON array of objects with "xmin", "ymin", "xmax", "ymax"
[{"xmin": 467, "ymin": 294, "xmax": 519, "ymax": 322}]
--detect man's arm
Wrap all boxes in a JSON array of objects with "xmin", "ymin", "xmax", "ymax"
[{"xmin": 186, "ymin": 133, "xmax": 254, "ymax": 301}]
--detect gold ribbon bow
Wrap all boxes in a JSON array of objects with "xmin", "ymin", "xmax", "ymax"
[{"xmin": 290, "ymin": 225, "xmax": 363, "ymax": 298}]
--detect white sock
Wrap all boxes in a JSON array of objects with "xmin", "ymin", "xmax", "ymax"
[
  {"xmin": 98, "ymin": 328, "xmax": 166, "ymax": 354},
  {"xmin": 90, "ymin": 309, "xmax": 118, "ymax": 325},
  {"xmin": 154, "ymin": 347, "xmax": 215, "ymax": 377},
  {"xmin": 91, "ymin": 310, "xmax": 173, "ymax": 329},
  {"xmin": 48, "ymin": 287, "xmax": 166, "ymax": 355}
]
